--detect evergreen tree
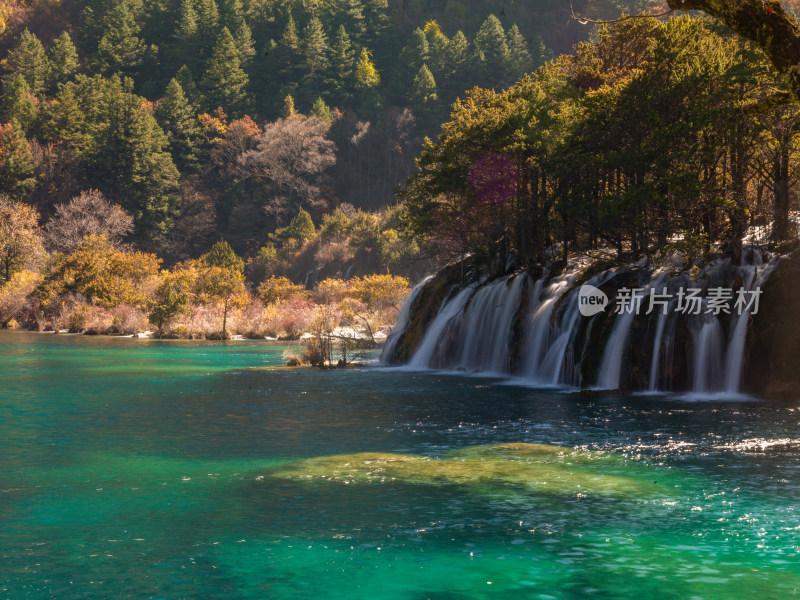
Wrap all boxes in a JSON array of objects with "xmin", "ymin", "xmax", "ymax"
[
  {"xmin": 0, "ymin": 76, "xmax": 37, "ymax": 132},
  {"xmin": 202, "ymin": 239, "xmax": 244, "ymax": 271},
  {"xmin": 409, "ymin": 63, "xmax": 438, "ymax": 127},
  {"xmin": 275, "ymin": 13, "xmax": 302, "ymax": 88},
  {"xmin": 219, "ymin": 0, "xmax": 254, "ymax": 63},
  {"xmin": 94, "ymin": 0, "xmax": 147, "ymax": 75},
  {"xmin": 301, "ymin": 17, "xmax": 330, "ymax": 97},
  {"xmin": 40, "ymin": 86, "xmax": 89, "ymax": 153},
  {"xmin": 200, "ymin": 27, "xmax": 252, "ymax": 117},
  {"xmin": 363, "ymin": 0, "xmax": 390, "ymax": 45},
  {"xmin": 473, "ymin": 14, "xmax": 508, "ymax": 87},
  {"xmin": 424, "ymin": 21, "xmax": 449, "ymax": 82},
  {"xmin": 0, "ymin": 120, "xmax": 35, "ymax": 198},
  {"xmin": 336, "ymin": 0, "xmax": 366, "ymax": 44},
  {"xmin": 328, "ymin": 25, "xmax": 355, "ymax": 105},
  {"xmin": 155, "ymin": 78, "xmax": 201, "ymax": 171},
  {"xmin": 505, "ymin": 24, "xmax": 533, "ymax": 84},
  {"xmin": 175, "ymin": 64, "xmax": 200, "ymax": 105},
  {"xmin": 440, "ymin": 29, "xmax": 469, "ymax": 100},
  {"xmin": 395, "ymin": 28, "xmax": 428, "ymax": 98},
  {"xmin": 197, "ymin": 0, "xmax": 220, "ymax": 38},
  {"xmin": 47, "ymin": 32, "xmax": 80, "ymax": 92},
  {"xmin": 310, "ymin": 97, "xmax": 332, "ymax": 123},
  {"xmin": 84, "ymin": 76, "xmax": 180, "ymax": 249},
  {"xmin": 173, "ymin": 0, "xmax": 201, "ymax": 70},
  {"xmin": 3, "ymin": 28, "xmax": 48, "ymax": 95}
]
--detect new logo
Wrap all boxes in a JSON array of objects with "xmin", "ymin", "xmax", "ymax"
[{"xmin": 578, "ymin": 285, "xmax": 609, "ymax": 317}]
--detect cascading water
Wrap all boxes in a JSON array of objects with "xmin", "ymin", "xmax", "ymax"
[
  {"xmin": 596, "ymin": 275, "xmax": 665, "ymax": 390},
  {"xmin": 408, "ymin": 285, "xmax": 476, "ymax": 369},
  {"xmin": 380, "ymin": 276, "xmax": 431, "ymax": 363},
  {"xmin": 383, "ymin": 245, "xmax": 782, "ymax": 396},
  {"xmin": 456, "ymin": 274, "xmax": 527, "ymax": 373},
  {"xmin": 692, "ymin": 316, "xmax": 725, "ymax": 393}
]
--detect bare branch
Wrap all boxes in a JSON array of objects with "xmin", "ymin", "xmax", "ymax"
[{"xmin": 569, "ymin": 1, "xmax": 675, "ymax": 25}]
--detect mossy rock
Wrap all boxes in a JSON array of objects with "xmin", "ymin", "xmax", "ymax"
[{"xmin": 271, "ymin": 442, "xmax": 671, "ymax": 498}]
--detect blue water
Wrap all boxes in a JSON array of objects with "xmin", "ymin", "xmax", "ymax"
[{"xmin": 1, "ymin": 330, "xmax": 800, "ymax": 599}]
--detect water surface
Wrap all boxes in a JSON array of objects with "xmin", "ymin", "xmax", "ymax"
[{"xmin": 2, "ymin": 330, "xmax": 799, "ymax": 599}]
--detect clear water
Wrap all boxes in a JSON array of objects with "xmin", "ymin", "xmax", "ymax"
[{"xmin": 2, "ymin": 330, "xmax": 800, "ymax": 599}]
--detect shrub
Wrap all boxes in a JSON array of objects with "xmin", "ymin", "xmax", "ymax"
[{"xmin": 257, "ymin": 276, "xmax": 309, "ymax": 305}]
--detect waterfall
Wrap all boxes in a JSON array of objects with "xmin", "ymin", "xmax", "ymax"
[
  {"xmin": 596, "ymin": 275, "xmax": 665, "ymax": 390},
  {"xmin": 521, "ymin": 274, "xmax": 571, "ymax": 381},
  {"xmin": 595, "ymin": 307, "xmax": 636, "ymax": 390},
  {"xmin": 692, "ymin": 317, "xmax": 724, "ymax": 393},
  {"xmin": 383, "ymin": 245, "xmax": 781, "ymax": 395},
  {"xmin": 408, "ymin": 285, "xmax": 476, "ymax": 369},
  {"xmin": 380, "ymin": 276, "xmax": 431, "ymax": 364},
  {"xmin": 456, "ymin": 274, "xmax": 527, "ymax": 373},
  {"xmin": 648, "ymin": 305, "xmax": 670, "ymax": 392}
]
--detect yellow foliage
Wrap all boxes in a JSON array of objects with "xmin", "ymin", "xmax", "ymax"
[
  {"xmin": 0, "ymin": 269, "xmax": 41, "ymax": 324},
  {"xmin": 350, "ymin": 274, "xmax": 410, "ymax": 311},
  {"xmin": 257, "ymin": 276, "xmax": 309, "ymax": 305},
  {"xmin": 42, "ymin": 234, "xmax": 161, "ymax": 309}
]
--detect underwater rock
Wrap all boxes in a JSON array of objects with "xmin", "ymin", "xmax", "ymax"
[{"xmin": 271, "ymin": 442, "xmax": 668, "ymax": 498}]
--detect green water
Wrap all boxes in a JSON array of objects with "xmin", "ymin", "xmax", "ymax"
[{"xmin": 2, "ymin": 330, "xmax": 800, "ymax": 599}]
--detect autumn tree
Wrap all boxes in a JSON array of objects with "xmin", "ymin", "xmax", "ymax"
[
  {"xmin": 198, "ymin": 240, "xmax": 246, "ymax": 338},
  {"xmin": 45, "ymin": 189, "xmax": 134, "ymax": 253},
  {"xmin": 238, "ymin": 115, "xmax": 337, "ymax": 222},
  {"xmin": 0, "ymin": 197, "xmax": 44, "ymax": 283}
]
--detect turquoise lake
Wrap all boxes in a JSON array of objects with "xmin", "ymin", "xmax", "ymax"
[{"xmin": 1, "ymin": 329, "xmax": 800, "ymax": 599}]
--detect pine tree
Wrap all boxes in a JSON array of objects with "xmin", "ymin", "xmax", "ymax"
[
  {"xmin": 197, "ymin": 0, "xmax": 220, "ymax": 38},
  {"xmin": 336, "ymin": 0, "xmax": 366, "ymax": 44},
  {"xmin": 173, "ymin": 0, "xmax": 201, "ymax": 70},
  {"xmin": 47, "ymin": 32, "xmax": 79, "ymax": 92},
  {"xmin": 4, "ymin": 28, "xmax": 48, "ymax": 95},
  {"xmin": 275, "ymin": 12, "xmax": 302, "ymax": 85},
  {"xmin": 40, "ymin": 86, "xmax": 89, "ymax": 153},
  {"xmin": 0, "ymin": 75, "xmax": 37, "ymax": 132},
  {"xmin": 363, "ymin": 0, "xmax": 389, "ymax": 44},
  {"xmin": 219, "ymin": 0, "xmax": 254, "ymax": 62},
  {"xmin": 310, "ymin": 97, "xmax": 332, "ymax": 123},
  {"xmin": 395, "ymin": 28, "xmax": 428, "ymax": 98},
  {"xmin": 201, "ymin": 27, "xmax": 253, "ymax": 117},
  {"xmin": 0, "ymin": 120, "xmax": 35, "ymax": 198},
  {"xmin": 301, "ymin": 17, "xmax": 330, "ymax": 96},
  {"xmin": 505, "ymin": 24, "xmax": 533, "ymax": 84},
  {"xmin": 424, "ymin": 21, "xmax": 449, "ymax": 82},
  {"xmin": 94, "ymin": 0, "xmax": 147, "ymax": 75},
  {"xmin": 473, "ymin": 14, "xmax": 508, "ymax": 87},
  {"xmin": 409, "ymin": 63, "xmax": 437, "ymax": 107},
  {"xmin": 328, "ymin": 25, "xmax": 355, "ymax": 105},
  {"xmin": 87, "ymin": 76, "xmax": 180, "ymax": 249},
  {"xmin": 175, "ymin": 64, "xmax": 200, "ymax": 106},
  {"xmin": 155, "ymin": 78, "xmax": 201, "ymax": 171}
]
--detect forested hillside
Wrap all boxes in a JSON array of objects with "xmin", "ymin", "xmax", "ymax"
[
  {"xmin": 401, "ymin": 13, "xmax": 800, "ymax": 270},
  {"xmin": 0, "ymin": 0, "xmax": 608, "ymax": 263}
]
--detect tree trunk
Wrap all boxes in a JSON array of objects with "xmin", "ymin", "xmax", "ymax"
[
  {"xmin": 773, "ymin": 133, "xmax": 791, "ymax": 241},
  {"xmin": 222, "ymin": 298, "xmax": 229, "ymax": 339}
]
